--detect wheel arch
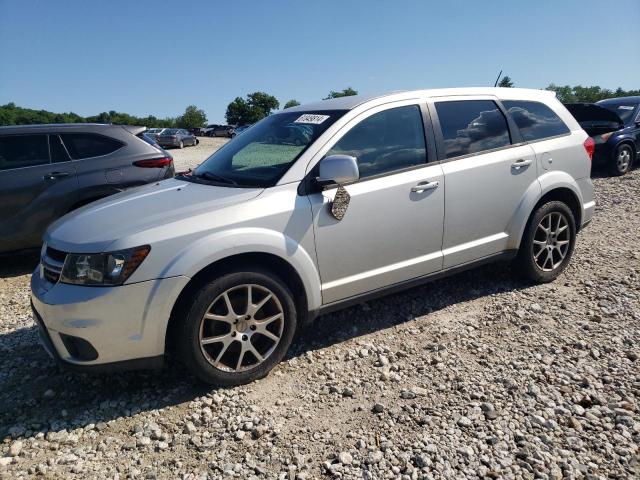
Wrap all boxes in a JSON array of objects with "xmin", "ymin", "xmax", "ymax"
[
  {"xmin": 508, "ymin": 175, "xmax": 584, "ymax": 251},
  {"xmin": 164, "ymin": 251, "xmax": 312, "ymax": 355}
]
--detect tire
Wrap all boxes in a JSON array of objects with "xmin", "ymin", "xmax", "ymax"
[
  {"xmin": 514, "ymin": 201, "xmax": 576, "ymax": 283},
  {"xmin": 195, "ymin": 138, "xmax": 199, "ymax": 145},
  {"xmin": 610, "ymin": 144, "xmax": 634, "ymax": 176},
  {"xmin": 179, "ymin": 140, "xmax": 184, "ymax": 149},
  {"xmin": 177, "ymin": 269, "xmax": 297, "ymax": 386}
]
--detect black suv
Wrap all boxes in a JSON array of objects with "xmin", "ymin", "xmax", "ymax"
[{"xmin": 0, "ymin": 123, "xmax": 174, "ymax": 253}]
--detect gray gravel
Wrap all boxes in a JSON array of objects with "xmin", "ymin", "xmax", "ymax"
[
  {"xmin": 1, "ymin": 169, "xmax": 639, "ymax": 479},
  {"xmin": 169, "ymin": 136, "xmax": 229, "ymax": 172}
]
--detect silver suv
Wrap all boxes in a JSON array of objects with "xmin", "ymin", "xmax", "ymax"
[{"xmin": 31, "ymin": 88, "xmax": 595, "ymax": 385}]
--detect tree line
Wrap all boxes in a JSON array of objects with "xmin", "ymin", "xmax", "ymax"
[
  {"xmin": 0, "ymin": 103, "xmax": 207, "ymax": 129},
  {"xmin": 2, "ymin": 82, "xmax": 638, "ymax": 128}
]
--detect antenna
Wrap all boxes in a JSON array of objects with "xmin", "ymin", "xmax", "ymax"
[{"xmin": 493, "ymin": 70, "xmax": 502, "ymax": 87}]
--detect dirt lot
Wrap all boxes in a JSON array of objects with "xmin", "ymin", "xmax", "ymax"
[
  {"xmin": 0, "ymin": 168, "xmax": 639, "ymax": 479},
  {"xmin": 169, "ymin": 136, "xmax": 229, "ymax": 172}
]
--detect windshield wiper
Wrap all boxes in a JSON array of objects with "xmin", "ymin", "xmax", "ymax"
[{"xmin": 194, "ymin": 171, "xmax": 238, "ymax": 186}]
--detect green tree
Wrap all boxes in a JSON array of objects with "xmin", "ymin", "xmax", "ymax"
[
  {"xmin": 283, "ymin": 99, "xmax": 300, "ymax": 109},
  {"xmin": 225, "ymin": 92, "xmax": 280, "ymax": 125},
  {"xmin": 324, "ymin": 87, "xmax": 358, "ymax": 99},
  {"xmin": 545, "ymin": 84, "xmax": 640, "ymax": 103},
  {"xmin": 177, "ymin": 105, "xmax": 207, "ymax": 129},
  {"xmin": 498, "ymin": 76, "xmax": 514, "ymax": 88}
]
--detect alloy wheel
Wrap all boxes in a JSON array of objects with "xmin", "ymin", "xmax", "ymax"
[
  {"xmin": 617, "ymin": 147, "xmax": 631, "ymax": 172},
  {"xmin": 532, "ymin": 212, "xmax": 570, "ymax": 272},
  {"xmin": 198, "ymin": 284, "xmax": 284, "ymax": 372}
]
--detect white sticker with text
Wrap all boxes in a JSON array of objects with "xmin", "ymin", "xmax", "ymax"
[{"xmin": 294, "ymin": 114, "xmax": 330, "ymax": 124}]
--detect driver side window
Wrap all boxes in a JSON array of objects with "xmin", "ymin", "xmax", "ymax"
[{"xmin": 327, "ymin": 105, "xmax": 427, "ymax": 179}]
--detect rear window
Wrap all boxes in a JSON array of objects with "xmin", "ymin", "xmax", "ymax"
[
  {"xmin": 503, "ymin": 100, "xmax": 570, "ymax": 142},
  {"xmin": 0, "ymin": 134, "xmax": 50, "ymax": 171},
  {"xmin": 60, "ymin": 133, "xmax": 123, "ymax": 160},
  {"xmin": 435, "ymin": 100, "xmax": 511, "ymax": 159}
]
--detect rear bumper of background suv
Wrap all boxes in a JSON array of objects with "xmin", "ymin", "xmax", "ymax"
[{"xmin": 30, "ymin": 266, "xmax": 189, "ymax": 371}]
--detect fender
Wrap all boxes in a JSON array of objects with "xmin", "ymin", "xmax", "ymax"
[
  {"xmin": 505, "ymin": 171, "xmax": 584, "ymax": 251},
  {"xmin": 158, "ymin": 227, "xmax": 323, "ymax": 312}
]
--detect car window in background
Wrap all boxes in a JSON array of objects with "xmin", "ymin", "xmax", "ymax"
[
  {"xmin": 162, "ymin": 129, "xmax": 179, "ymax": 135},
  {"xmin": 193, "ymin": 110, "xmax": 346, "ymax": 187},
  {"xmin": 327, "ymin": 105, "xmax": 427, "ymax": 179},
  {"xmin": 0, "ymin": 134, "xmax": 50, "ymax": 171},
  {"xmin": 137, "ymin": 132, "xmax": 161, "ymax": 148},
  {"xmin": 49, "ymin": 134, "xmax": 70, "ymax": 163},
  {"xmin": 503, "ymin": 100, "xmax": 570, "ymax": 142},
  {"xmin": 598, "ymin": 102, "xmax": 638, "ymax": 124},
  {"xmin": 60, "ymin": 133, "xmax": 123, "ymax": 160},
  {"xmin": 435, "ymin": 100, "xmax": 511, "ymax": 159}
]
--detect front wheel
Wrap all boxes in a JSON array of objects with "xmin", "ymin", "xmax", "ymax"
[
  {"xmin": 610, "ymin": 144, "xmax": 634, "ymax": 176},
  {"xmin": 177, "ymin": 270, "xmax": 297, "ymax": 386},
  {"xmin": 514, "ymin": 201, "xmax": 576, "ymax": 283}
]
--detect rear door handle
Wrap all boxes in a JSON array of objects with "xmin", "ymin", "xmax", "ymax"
[
  {"xmin": 511, "ymin": 158, "xmax": 532, "ymax": 169},
  {"xmin": 411, "ymin": 180, "xmax": 439, "ymax": 193},
  {"xmin": 43, "ymin": 171, "xmax": 71, "ymax": 180}
]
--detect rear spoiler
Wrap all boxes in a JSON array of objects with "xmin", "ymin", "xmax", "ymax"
[{"xmin": 120, "ymin": 125, "xmax": 147, "ymax": 136}]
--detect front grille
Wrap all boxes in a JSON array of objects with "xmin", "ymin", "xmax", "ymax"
[{"xmin": 42, "ymin": 246, "xmax": 67, "ymax": 284}]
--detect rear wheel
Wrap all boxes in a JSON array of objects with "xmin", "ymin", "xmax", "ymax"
[
  {"xmin": 177, "ymin": 270, "xmax": 297, "ymax": 386},
  {"xmin": 179, "ymin": 140, "xmax": 184, "ymax": 149},
  {"xmin": 610, "ymin": 144, "xmax": 633, "ymax": 176},
  {"xmin": 514, "ymin": 201, "xmax": 576, "ymax": 283}
]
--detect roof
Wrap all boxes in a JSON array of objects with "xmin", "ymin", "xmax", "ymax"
[
  {"xmin": 0, "ymin": 123, "xmax": 145, "ymax": 134},
  {"xmin": 596, "ymin": 96, "xmax": 640, "ymax": 105},
  {"xmin": 282, "ymin": 87, "xmax": 557, "ymax": 113}
]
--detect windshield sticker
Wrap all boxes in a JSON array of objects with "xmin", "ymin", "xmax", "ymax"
[
  {"xmin": 294, "ymin": 114, "xmax": 330, "ymax": 124},
  {"xmin": 618, "ymin": 106, "xmax": 635, "ymax": 110}
]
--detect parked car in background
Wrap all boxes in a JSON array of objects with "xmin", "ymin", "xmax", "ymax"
[
  {"xmin": 146, "ymin": 128, "xmax": 165, "ymax": 136},
  {"xmin": 188, "ymin": 127, "xmax": 204, "ymax": 136},
  {"xmin": 0, "ymin": 123, "xmax": 174, "ymax": 253},
  {"xmin": 156, "ymin": 128, "xmax": 198, "ymax": 148},
  {"xmin": 211, "ymin": 125, "xmax": 236, "ymax": 138},
  {"xmin": 31, "ymin": 88, "xmax": 594, "ymax": 386},
  {"xmin": 202, "ymin": 124, "xmax": 220, "ymax": 137},
  {"xmin": 565, "ymin": 97, "xmax": 640, "ymax": 175}
]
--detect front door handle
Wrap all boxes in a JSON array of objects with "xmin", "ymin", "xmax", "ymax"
[
  {"xmin": 411, "ymin": 180, "xmax": 439, "ymax": 193},
  {"xmin": 43, "ymin": 172, "xmax": 70, "ymax": 180},
  {"xmin": 511, "ymin": 158, "xmax": 532, "ymax": 169}
]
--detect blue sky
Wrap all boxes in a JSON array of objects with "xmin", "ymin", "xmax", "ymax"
[{"xmin": 1, "ymin": 0, "xmax": 639, "ymax": 123}]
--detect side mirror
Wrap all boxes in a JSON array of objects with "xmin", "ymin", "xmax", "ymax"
[{"xmin": 317, "ymin": 155, "xmax": 359, "ymax": 185}]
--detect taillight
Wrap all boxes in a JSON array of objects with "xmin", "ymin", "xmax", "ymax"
[
  {"xmin": 583, "ymin": 137, "xmax": 595, "ymax": 161},
  {"xmin": 133, "ymin": 157, "xmax": 173, "ymax": 168}
]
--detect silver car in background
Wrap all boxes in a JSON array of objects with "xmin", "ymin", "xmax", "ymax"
[
  {"xmin": 0, "ymin": 123, "xmax": 175, "ymax": 253},
  {"xmin": 156, "ymin": 128, "xmax": 198, "ymax": 148},
  {"xmin": 31, "ymin": 88, "xmax": 595, "ymax": 386}
]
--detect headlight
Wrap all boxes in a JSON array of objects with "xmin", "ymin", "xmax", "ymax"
[{"xmin": 60, "ymin": 246, "xmax": 151, "ymax": 286}]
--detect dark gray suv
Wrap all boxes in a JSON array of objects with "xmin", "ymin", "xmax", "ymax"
[{"xmin": 0, "ymin": 123, "xmax": 175, "ymax": 253}]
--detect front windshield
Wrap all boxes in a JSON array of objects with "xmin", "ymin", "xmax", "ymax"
[
  {"xmin": 599, "ymin": 102, "xmax": 638, "ymax": 124},
  {"xmin": 192, "ymin": 110, "xmax": 345, "ymax": 187}
]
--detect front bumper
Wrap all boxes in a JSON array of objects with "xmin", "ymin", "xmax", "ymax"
[{"xmin": 30, "ymin": 269, "xmax": 189, "ymax": 370}]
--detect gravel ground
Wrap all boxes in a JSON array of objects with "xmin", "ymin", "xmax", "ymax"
[
  {"xmin": 169, "ymin": 136, "xmax": 229, "ymax": 172},
  {"xmin": 1, "ymin": 168, "xmax": 639, "ymax": 479}
]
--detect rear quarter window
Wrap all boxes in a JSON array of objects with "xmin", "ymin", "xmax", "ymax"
[
  {"xmin": 60, "ymin": 133, "xmax": 123, "ymax": 160},
  {"xmin": 503, "ymin": 100, "xmax": 570, "ymax": 142},
  {"xmin": 0, "ymin": 134, "xmax": 50, "ymax": 170}
]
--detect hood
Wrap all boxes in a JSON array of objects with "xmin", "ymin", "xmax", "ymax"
[
  {"xmin": 45, "ymin": 178, "xmax": 262, "ymax": 253},
  {"xmin": 564, "ymin": 103, "xmax": 623, "ymax": 135}
]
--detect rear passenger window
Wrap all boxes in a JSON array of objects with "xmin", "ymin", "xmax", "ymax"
[
  {"xmin": 49, "ymin": 135, "xmax": 70, "ymax": 163},
  {"xmin": 0, "ymin": 135, "xmax": 50, "ymax": 171},
  {"xmin": 503, "ymin": 100, "xmax": 570, "ymax": 142},
  {"xmin": 60, "ymin": 133, "xmax": 123, "ymax": 160},
  {"xmin": 435, "ymin": 100, "xmax": 511, "ymax": 159},
  {"xmin": 327, "ymin": 105, "xmax": 427, "ymax": 179}
]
